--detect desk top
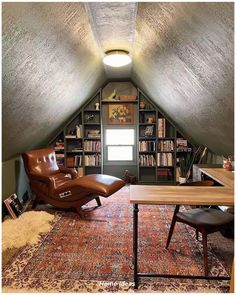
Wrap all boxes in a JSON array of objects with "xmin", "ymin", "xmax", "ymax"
[{"xmin": 130, "ymin": 168, "xmax": 234, "ymax": 206}]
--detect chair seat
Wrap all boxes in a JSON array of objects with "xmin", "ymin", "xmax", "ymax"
[{"xmin": 177, "ymin": 208, "xmax": 233, "ymax": 226}]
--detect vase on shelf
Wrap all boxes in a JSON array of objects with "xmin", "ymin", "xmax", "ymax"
[
  {"xmin": 140, "ymin": 101, "xmax": 145, "ymax": 109},
  {"xmin": 179, "ymin": 177, "xmax": 187, "ymax": 184}
]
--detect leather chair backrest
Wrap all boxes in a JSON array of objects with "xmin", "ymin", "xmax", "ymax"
[{"xmin": 22, "ymin": 147, "xmax": 60, "ymax": 176}]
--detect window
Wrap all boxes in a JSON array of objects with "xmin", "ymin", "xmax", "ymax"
[{"xmin": 105, "ymin": 129, "xmax": 135, "ymax": 161}]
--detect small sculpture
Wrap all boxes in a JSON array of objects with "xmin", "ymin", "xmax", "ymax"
[
  {"xmin": 95, "ymin": 103, "xmax": 100, "ymax": 110},
  {"xmin": 107, "ymin": 89, "xmax": 117, "ymax": 100},
  {"xmin": 122, "ymin": 170, "xmax": 137, "ymax": 184},
  {"xmin": 76, "ymin": 125, "xmax": 81, "ymax": 138},
  {"xmin": 85, "ymin": 115, "xmax": 94, "ymax": 122}
]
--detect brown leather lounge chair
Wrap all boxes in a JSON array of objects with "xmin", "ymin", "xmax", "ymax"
[{"xmin": 22, "ymin": 147, "xmax": 125, "ymax": 217}]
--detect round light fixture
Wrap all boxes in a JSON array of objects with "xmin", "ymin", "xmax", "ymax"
[{"xmin": 103, "ymin": 50, "xmax": 132, "ymax": 67}]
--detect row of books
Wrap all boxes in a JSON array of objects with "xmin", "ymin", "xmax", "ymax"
[
  {"xmin": 158, "ymin": 140, "xmax": 174, "ymax": 152},
  {"xmin": 157, "ymin": 152, "xmax": 173, "ymax": 166},
  {"xmin": 139, "ymin": 155, "xmax": 156, "ymax": 166},
  {"xmin": 67, "ymin": 155, "xmax": 83, "ymax": 167},
  {"xmin": 157, "ymin": 169, "xmax": 173, "ymax": 181},
  {"xmin": 84, "ymin": 154, "xmax": 101, "ymax": 166},
  {"xmin": 139, "ymin": 141, "xmax": 156, "ymax": 152},
  {"xmin": 84, "ymin": 140, "xmax": 101, "ymax": 152},
  {"xmin": 158, "ymin": 118, "xmax": 166, "ymax": 138}
]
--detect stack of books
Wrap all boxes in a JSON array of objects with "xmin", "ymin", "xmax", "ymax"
[
  {"xmin": 56, "ymin": 154, "xmax": 64, "ymax": 166},
  {"xmin": 54, "ymin": 141, "xmax": 64, "ymax": 152},
  {"xmin": 87, "ymin": 130, "xmax": 101, "ymax": 139},
  {"xmin": 65, "ymin": 134, "xmax": 77, "ymax": 139},
  {"xmin": 176, "ymin": 138, "xmax": 192, "ymax": 152}
]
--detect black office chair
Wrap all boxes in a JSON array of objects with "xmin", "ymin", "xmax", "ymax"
[{"xmin": 166, "ymin": 180, "xmax": 234, "ymax": 276}]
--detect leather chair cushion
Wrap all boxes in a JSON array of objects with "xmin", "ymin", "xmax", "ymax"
[
  {"xmin": 76, "ymin": 174, "xmax": 125, "ymax": 197},
  {"xmin": 177, "ymin": 208, "xmax": 234, "ymax": 226}
]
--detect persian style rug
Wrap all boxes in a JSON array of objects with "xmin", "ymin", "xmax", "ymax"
[{"xmin": 2, "ymin": 186, "xmax": 231, "ymax": 293}]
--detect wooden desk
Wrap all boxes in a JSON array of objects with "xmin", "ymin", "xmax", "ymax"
[{"xmin": 130, "ymin": 168, "xmax": 234, "ymax": 289}]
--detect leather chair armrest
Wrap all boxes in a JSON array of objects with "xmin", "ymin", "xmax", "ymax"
[
  {"xmin": 29, "ymin": 173, "xmax": 56, "ymax": 195},
  {"xmin": 59, "ymin": 167, "xmax": 78, "ymax": 179}
]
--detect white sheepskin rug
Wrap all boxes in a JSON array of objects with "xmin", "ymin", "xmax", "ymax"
[{"xmin": 2, "ymin": 211, "xmax": 54, "ymax": 251}]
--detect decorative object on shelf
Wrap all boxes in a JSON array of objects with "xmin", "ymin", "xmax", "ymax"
[
  {"xmin": 76, "ymin": 125, "xmax": 82, "ymax": 138},
  {"xmin": 85, "ymin": 114, "xmax": 94, "ymax": 123},
  {"xmin": 108, "ymin": 103, "xmax": 134, "ymax": 124},
  {"xmin": 102, "ymin": 50, "xmax": 132, "ymax": 67},
  {"xmin": 223, "ymin": 155, "xmax": 234, "ymax": 171},
  {"xmin": 144, "ymin": 125, "xmax": 154, "ymax": 136},
  {"xmin": 95, "ymin": 103, "xmax": 100, "ymax": 110},
  {"xmin": 139, "ymin": 101, "xmax": 145, "ymax": 109},
  {"xmin": 147, "ymin": 117, "xmax": 154, "ymax": 123},
  {"xmin": 178, "ymin": 146, "xmax": 202, "ymax": 182},
  {"xmin": 122, "ymin": 170, "xmax": 137, "ymax": 184},
  {"xmin": 106, "ymin": 89, "xmax": 117, "ymax": 101}
]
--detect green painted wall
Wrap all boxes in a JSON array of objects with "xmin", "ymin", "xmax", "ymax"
[
  {"xmin": 2, "ymin": 158, "xmax": 16, "ymax": 199},
  {"xmin": 2, "ymin": 156, "xmax": 30, "ymax": 202}
]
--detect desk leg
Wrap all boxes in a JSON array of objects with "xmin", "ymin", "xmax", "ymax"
[{"xmin": 133, "ymin": 203, "xmax": 139, "ymax": 289}]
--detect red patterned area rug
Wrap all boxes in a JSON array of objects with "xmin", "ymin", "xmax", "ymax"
[{"xmin": 2, "ymin": 186, "xmax": 231, "ymax": 293}]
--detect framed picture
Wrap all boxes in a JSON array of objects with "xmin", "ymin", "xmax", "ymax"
[
  {"xmin": 107, "ymin": 103, "xmax": 134, "ymax": 125},
  {"xmin": 145, "ymin": 125, "xmax": 154, "ymax": 136},
  {"xmin": 3, "ymin": 193, "xmax": 23, "ymax": 219}
]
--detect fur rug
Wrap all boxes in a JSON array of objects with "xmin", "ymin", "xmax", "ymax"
[{"xmin": 2, "ymin": 211, "xmax": 54, "ymax": 250}]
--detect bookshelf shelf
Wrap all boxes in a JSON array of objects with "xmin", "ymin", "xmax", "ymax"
[{"xmin": 84, "ymin": 123, "xmax": 100, "ymax": 125}]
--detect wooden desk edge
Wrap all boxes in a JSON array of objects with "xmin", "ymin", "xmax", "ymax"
[{"xmin": 130, "ymin": 167, "xmax": 234, "ymax": 206}]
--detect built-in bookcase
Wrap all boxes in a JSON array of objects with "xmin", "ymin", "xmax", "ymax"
[
  {"xmin": 138, "ymin": 90, "xmax": 177, "ymax": 184},
  {"xmin": 49, "ymin": 81, "xmax": 194, "ymax": 185}
]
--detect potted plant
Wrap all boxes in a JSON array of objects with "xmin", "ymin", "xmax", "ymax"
[{"xmin": 178, "ymin": 146, "xmax": 202, "ymax": 183}]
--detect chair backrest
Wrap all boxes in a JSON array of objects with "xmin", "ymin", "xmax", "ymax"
[
  {"xmin": 180, "ymin": 180, "xmax": 214, "ymax": 186},
  {"xmin": 22, "ymin": 147, "xmax": 60, "ymax": 177}
]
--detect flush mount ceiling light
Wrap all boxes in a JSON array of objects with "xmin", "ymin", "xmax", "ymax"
[{"xmin": 103, "ymin": 50, "xmax": 132, "ymax": 67}]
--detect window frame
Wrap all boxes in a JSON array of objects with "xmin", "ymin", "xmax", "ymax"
[{"xmin": 104, "ymin": 126, "xmax": 137, "ymax": 165}]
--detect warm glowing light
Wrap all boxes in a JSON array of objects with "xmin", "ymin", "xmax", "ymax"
[{"xmin": 103, "ymin": 50, "xmax": 132, "ymax": 67}]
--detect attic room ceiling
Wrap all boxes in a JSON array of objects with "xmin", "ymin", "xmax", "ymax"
[{"xmin": 2, "ymin": 2, "xmax": 234, "ymax": 161}]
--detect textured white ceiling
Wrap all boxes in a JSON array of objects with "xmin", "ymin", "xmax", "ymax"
[
  {"xmin": 2, "ymin": 2, "xmax": 234, "ymax": 161},
  {"xmin": 85, "ymin": 2, "xmax": 137, "ymax": 78}
]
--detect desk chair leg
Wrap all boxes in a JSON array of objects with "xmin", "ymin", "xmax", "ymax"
[
  {"xmin": 96, "ymin": 197, "xmax": 102, "ymax": 207},
  {"xmin": 166, "ymin": 205, "xmax": 179, "ymax": 249},
  {"xmin": 202, "ymin": 229, "xmax": 209, "ymax": 276}
]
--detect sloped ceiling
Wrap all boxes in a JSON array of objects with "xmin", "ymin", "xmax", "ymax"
[
  {"xmin": 2, "ymin": 2, "xmax": 106, "ymax": 161},
  {"xmin": 2, "ymin": 2, "xmax": 234, "ymax": 161}
]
